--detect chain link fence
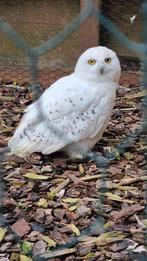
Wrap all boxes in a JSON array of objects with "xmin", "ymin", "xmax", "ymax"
[{"xmin": 0, "ymin": 0, "xmax": 146, "ymax": 260}]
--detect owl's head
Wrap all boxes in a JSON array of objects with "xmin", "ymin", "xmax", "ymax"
[{"xmin": 74, "ymin": 46, "xmax": 121, "ymax": 83}]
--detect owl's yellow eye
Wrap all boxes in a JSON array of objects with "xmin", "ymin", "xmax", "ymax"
[
  {"xmin": 105, "ymin": 57, "xmax": 112, "ymax": 63},
  {"xmin": 88, "ymin": 59, "xmax": 96, "ymax": 65}
]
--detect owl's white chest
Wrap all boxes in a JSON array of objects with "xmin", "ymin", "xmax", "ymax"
[
  {"xmin": 89, "ymin": 82, "xmax": 116, "ymax": 137},
  {"xmin": 65, "ymin": 81, "xmax": 117, "ymax": 158}
]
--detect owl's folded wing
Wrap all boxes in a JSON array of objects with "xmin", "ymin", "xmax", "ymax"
[{"xmin": 8, "ymin": 75, "xmax": 103, "ymax": 157}]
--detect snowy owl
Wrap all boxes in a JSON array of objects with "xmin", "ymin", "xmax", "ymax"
[{"xmin": 9, "ymin": 46, "xmax": 121, "ymax": 159}]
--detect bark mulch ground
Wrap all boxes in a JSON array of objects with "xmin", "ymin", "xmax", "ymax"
[{"xmin": 0, "ymin": 80, "xmax": 146, "ymax": 261}]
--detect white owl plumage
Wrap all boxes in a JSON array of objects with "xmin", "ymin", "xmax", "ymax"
[{"xmin": 9, "ymin": 46, "xmax": 121, "ymax": 159}]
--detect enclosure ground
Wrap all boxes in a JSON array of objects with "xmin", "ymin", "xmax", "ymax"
[{"xmin": 0, "ymin": 80, "xmax": 146, "ymax": 260}]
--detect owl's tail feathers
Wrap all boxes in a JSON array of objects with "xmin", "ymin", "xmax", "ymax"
[
  {"xmin": 8, "ymin": 104, "xmax": 40, "ymax": 158},
  {"xmin": 8, "ymin": 118, "xmax": 32, "ymax": 158}
]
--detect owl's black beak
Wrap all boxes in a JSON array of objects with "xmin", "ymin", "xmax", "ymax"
[{"xmin": 100, "ymin": 67, "xmax": 104, "ymax": 75}]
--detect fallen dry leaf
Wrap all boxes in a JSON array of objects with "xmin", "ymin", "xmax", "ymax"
[
  {"xmin": 20, "ymin": 255, "xmax": 33, "ymax": 261},
  {"xmin": 0, "ymin": 227, "xmax": 7, "ymax": 242},
  {"xmin": 68, "ymin": 224, "xmax": 81, "ymax": 236},
  {"xmin": 36, "ymin": 198, "xmax": 48, "ymax": 208},
  {"xmin": 0, "ymin": 76, "xmax": 145, "ymax": 260},
  {"xmin": 103, "ymin": 192, "xmax": 135, "ymax": 204},
  {"xmin": 23, "ymin": 173, "xmax": 49, "ymax": 180},
  {"xmin": 41, "ymin": 235, "xmax": 57, "ymax": 248}
]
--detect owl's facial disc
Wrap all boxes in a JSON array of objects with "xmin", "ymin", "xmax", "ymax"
[{"xmin": 74, "ymin": 46, "xmax": 121, "ymax": 83}]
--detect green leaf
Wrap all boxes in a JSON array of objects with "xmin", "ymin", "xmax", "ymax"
[
  {"xmin": 23, "ymin": 173, "xmax": 49, "ymax": 180},
  {"xmin": 21, "ymin": 241, "xmax": 34, "ymax": 255}
]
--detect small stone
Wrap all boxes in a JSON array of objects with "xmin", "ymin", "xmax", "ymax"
[
  {"xmin": 77, "ymin": 244, "xmax": 93, "ymax": 256},
  {"xmin": 27, "ymin": 231, "xmax": 41, "ymax": 242},
  {"xmin": 44, "ymin": 209, "xmax": 52, "ymax": 216},
  {"xmin": 31, "ymin": 223, "xmax": 45, "ymax": 233},
  {"xmin": 41, "ymin": 164, "xmax": 53, "ymax": 173},
  {"xmin": 56, "ymin": 189, "xmax": 65, "ymax": 198},
  {"xmin": 11, "ymin": 218, "xmax": 31, "ymax": 237},
  {"xmin": 2, "ymin": 198, "xmax": 17, "ymax": 207},
  {"xmin": 34, "ymin": 208, "xmax": 45, "ymax": 223},
  {"xmin": 33, "ymin": 240, "xmax": 47, "ymax": 256},
  {"xmin": 44, "ymin": 209, "xmax": 53, "ymax": 224},
  {"xmin": 76, "ymin": 206, "xmax": 91, "ymax": 218},
  {"xmin": 0, "ymin": 242, "xmax": 12, "ymax": 252},
  {"xmin": 118, "ymin": 86, "xmax": 130, "ymax": 95},
  {"xmin": 135, "ymin": 154, "xmax": 144, "ymax": 163},
  {"xmin": 53, "ymin": 208, "xmax": 66, "ymax": 220},
  {"xmin": 4, "ymin": 233, "xmax": 15, "ymax": 242}
]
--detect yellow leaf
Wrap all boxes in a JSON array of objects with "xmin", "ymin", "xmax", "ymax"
[
  {"xmin": 47, "ymin": 191, "xmax": 56, "ymax": 200},
  {"xmin": 124, "ymin": 90, "xmax": 146, "ymax": 99},
  {"xmin": 62, "ymin": 198, "xmax": 79, "ymax": 204},
  {"xmin": 47, "ymin": 178, "xmax": 70, "ymax": 200},
  {"xmin": 13, "ymin": 81, "xmax": 17, "ymax": 86},
  {"xmin": 0, "ymin": 96, "xmax": 15, "ymax": 101},
  {"xmin": 79, "ymin": 164, "xmax": 84, "ymax": 174},
  {"xmin": 83, "ymin": 252, "xmax": 95, "ymax": 259},
  {"xmin": 95, "ymin": 231, "xmax": 125, "ymax": 246},
  {"xmin": 23, "ymin": 173, "xmax": 49, "ymax": 180},
  {"xmin": 104, "ymin": 221, "xmax": 114, "ymax": 229},
  {"xmin": 142, "ymin": 219, "xmax": 147, "ymax": 227},
  {"xmin": 51, "ymin": 178, "xmax": 65, "ymax": 184},
  {"xmin": 41, "ymin": 235, "xmax": 56, "ymax": 248},
  {"xmin": 36, "ymin": 198, "xmax": 48, "ymax": 208},
  {"xmin": 68, "ymin": 205, "xmax": 78, "ymax": 212},
  {"xmin": 0, "ymin": 227, "xmax": 7, "ymax": 242},
  {"xmin": 124, "ymin": 152, "xmax": 134, "ymax": 160},
  {"xmin": 104, "ymin": 192, "xmax": 134, "ymax": 204},
  {"xmin": 20, "ymin": 255, "xmax": 33, "ymax": 261},
  {"xmin": 83, "ymin": 231, "xmax": 125, "ymax": 246},
  {"xmin": 69, "ymin": 224, "xmax": 80, "ymax": 236},
  {"xmin": 10, "ymin": 252, "xmax": 20, "ymax": 261}
]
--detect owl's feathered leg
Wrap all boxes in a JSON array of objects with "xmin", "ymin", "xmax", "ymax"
[{"xmin": 63, "ymin": 143, "xmax": 88, "ymax": 159}]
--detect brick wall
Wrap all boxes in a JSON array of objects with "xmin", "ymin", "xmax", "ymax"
[
  {"xmin": 0, "ymin": 0, "xmax": 141, "ymax": 87},
  {"xmin": 0, "ymin": 0, "xmax": 81, "ymax": 84}
]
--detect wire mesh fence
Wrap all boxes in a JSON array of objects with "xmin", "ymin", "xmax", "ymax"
[{"xmin": 0, "ymin": 0, "xmax": 146, "ymax": 260}]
